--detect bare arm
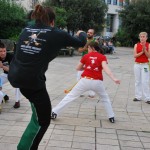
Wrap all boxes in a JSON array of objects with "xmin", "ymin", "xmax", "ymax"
[
  {"xmin": 78, "ymin": 43, "xmax": 88, "ymax": 53},
  {"xmin": 0, "ymin": 61, "xmax": 9, "ymax": 72},
  {"xmin": 78, "ymin": 47, "xmax": 86, "ymax": 53},
  {"xmin": 134, "ymin": 44, "xmax": 144, "ymax": 58},
  {"xmin": 76, "ymin": 62, "xmax": 84, "ymax": 71},
  {"xmin": 102, "ymin": 61, "xmax": 120, "ymax": 84}
]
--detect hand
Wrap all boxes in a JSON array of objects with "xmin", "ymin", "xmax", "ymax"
[
  {"xmin": 142, "ymin": 45, "xmax": 146, "ymax": 53},
  {"xmin": 78, "ymin": 47, "xmax": 83, "ymax": 52},
  {"xmin": 0, "ymin": 61, "xmax": 3, "ymax": 68},
  {"xmin": 76, "ymin": 30, "xmax": 85, "ymax": 36},
  {"xmin": 114, "ymin": 79, "xmax": 120, "ymax": 84}
]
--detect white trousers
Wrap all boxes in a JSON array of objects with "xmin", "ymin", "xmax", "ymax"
[
  {"xmin": 77, "ymin": 71, "xmax": 95, "ymax": 97},
  {"xmin": 0, "ymin": 73, "xmax": 21, "ymax": 104},
  {"xmin": 134, "ymin": 63, "xmax": 150, "ymax": 101},
  {"xmin": 53, "ymin": 78, "xmax": 114, "ymax": 118}
]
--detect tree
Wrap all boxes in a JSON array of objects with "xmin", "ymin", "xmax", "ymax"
[
  {"xmin": 118, "ymin": 0, "xmax": 150, "ymax": 46},
  {"xmin": 62, "ymin": 0, "xmax": 107, "ymax": 33},
  {"xmin": 54, "ymin": 7, "xmax": 67, "ymax": 29},
  {"xmin": 43, "ymin": 0, "xmax": 107, "ymax": 34},
  {"xmin": 0, "ymin": 0, "xmax": 26, "ymax": 40},
  {"xmin": 43, "ymin": 0, "xmax": 67, "ymax": 29}
]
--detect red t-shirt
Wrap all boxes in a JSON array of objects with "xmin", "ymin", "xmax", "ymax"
[
  {"xmin": 135, "ymin": 42, "xmax": 149, "ymax": 63},
  {"xmin": 80, "ymin": 52, "xmax": 107, "ymax": 80}
]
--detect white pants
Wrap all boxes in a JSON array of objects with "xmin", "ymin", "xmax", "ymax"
[
  {"xmin": 0, "ymin": 73, "xmax": 21, "ymax": 104},
  {"xmin": 77, "ymin": 71, "xmax": 95, "ymax": 97},
  {"xmin": 134, "ymin": 63, "xmax": 150, "ymax": 101},
  {"xmin": 53, "ymin": 78, "xmax": 114, "ymax": 118}
]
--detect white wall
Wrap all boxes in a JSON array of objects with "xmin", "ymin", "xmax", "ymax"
[
  {"xmin": 14, "ymin": 0, "xmax": 45, "ymax": 11},
  {"xmin": 104, "ymin": 1, "xmax": 123, "ymax": 37}
]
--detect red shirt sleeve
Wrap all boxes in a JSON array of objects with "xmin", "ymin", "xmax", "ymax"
[
  {"xmin": 80, "ymin": 54, "xmax": 88, "ymax": 64},
  {"xmin": 103, "ymin": 55, "xmax": 108, "ymax": 64}
]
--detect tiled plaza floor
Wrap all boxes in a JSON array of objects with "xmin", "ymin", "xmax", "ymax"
[{"xmin": 0, "ymin": 47, "xmax": 150, "ymax": 150}]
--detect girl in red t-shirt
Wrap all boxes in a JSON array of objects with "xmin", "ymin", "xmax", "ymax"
[{"xmin": 52, "ymin": 41, "xmax": 120, "ymax": 123}]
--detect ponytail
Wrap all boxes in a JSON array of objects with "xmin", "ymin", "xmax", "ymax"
[{"xmin": 31, "ymin": 4, "xmax": 55, "ymax": 26}]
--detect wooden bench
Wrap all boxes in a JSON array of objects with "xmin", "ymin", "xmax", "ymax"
[{"xmin": 60, "ymin": 47, "xmax": 75, "ymax": 56}]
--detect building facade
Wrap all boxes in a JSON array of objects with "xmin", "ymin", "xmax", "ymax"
[{"xmin": 103, "ymin": 0, "xmax": 129, "ymax": 37}]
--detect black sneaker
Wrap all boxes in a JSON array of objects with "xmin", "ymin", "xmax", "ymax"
[
  {"xmin": 133, "ymin": 98, "xmax": 141, "ymax": 101},
  {"xmin": 4, "ymin": 95, "xmax": 9, "ymax": 101},
  {"xmin": 109, "ymin": 117, "xmax": 115, "ymax": 123},
  {"xmin": 13, "ymin": 101, "xmax": 20, "ymax": 109},
  {"xmin": 51, "ymin": 112, "xmax": 57, "ymax": 119},
  {"xmin": 146, "ymin": 101, "xmax": 150, "ymax": 104}
]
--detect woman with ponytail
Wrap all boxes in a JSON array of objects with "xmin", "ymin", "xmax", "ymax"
[{"xmin": 8, "ymin": 4, "xmax": 87, "ymax": 150}]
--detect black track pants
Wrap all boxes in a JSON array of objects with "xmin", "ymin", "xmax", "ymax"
[{"xmin": 18, "ymin": 87, "xmax": 51, "ymax": 150}]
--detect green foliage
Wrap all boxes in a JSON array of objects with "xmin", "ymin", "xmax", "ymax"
[
  {"xmin": 115, "ymin": 28, "xmax": 132, "ymax": 47},
  {"xmin": 115, "ymin": 41, "xmax": 121, "ymax": 47},
  {"xmin": 0, "ymin": 0, "xmax": 26, "ymax": 39},
  {"xmin": 54, "ymin": 7, "xmax": 67, "ymax": 28},
  {"xmin": 119, "ymin": 0, "xmax": 150, "ymax": 46},
  {"xmin": 43, "ymin": 0, "xmax": 107, "ymax": 33},
  {"xmin": 43, "ymin": 0, "xmax": 67, "ymax": 29},
  {"xmin": 9, "ymin": 34, "xmax": 19, "ymax": 42},
  {"xmin": 63, "ymin": 0, "xmax": 107, "ymax": 32}
]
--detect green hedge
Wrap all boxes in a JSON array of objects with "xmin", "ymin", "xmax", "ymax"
[{"xmin": 0, "ymin": 0, "xmax": 27, "ymax": 40}]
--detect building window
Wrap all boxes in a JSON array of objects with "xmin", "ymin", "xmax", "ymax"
[
  {"xmin": 106, "ymin": 14, "xmax": 114, "ymax": 32},
  {"xmin": 124, "ymin": 1, "xmax": 129, "ymax": 6},
  {"xmin": 119, "ymin": 0, "xmax": 123, "ymax": 6},
  {"xmin": 113, "ymin": 0, "xmax": 117, "ymax": 5},
  {"xmin": 107, "ymin": 0, "xmax": 111, "ymax": 4}
]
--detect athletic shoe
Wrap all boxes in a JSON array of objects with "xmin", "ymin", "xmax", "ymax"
[
  {"xmin": 88, "ymin": 95, "xmax": 95, "ymax": 98},
  {"xmin": 3, "ymin": 95, "xmax": 9, "ymax": 101},
  {"xmin": 146, "ymin": 101, "xmax": 150, "ymax": 104},
  {"xmin": 133, "ymin": 98, "xmax": 141, "ymax": 101},
  {"xmin": 80, "ymin": 95, "xmax": 84, "ymax": 97},
  {"xmin": 109, "ymin": 117, "xmax": 115, "ymax": 123},
  {"xmin": 51, "ymin": 112, "xmax": 57, "ymax": 119},
  {"xmin": 13, "ymin": 101, "xmax": 20, "ymax": 108}
]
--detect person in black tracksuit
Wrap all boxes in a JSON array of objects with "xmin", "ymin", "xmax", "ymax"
[
  {"xmin": 8, "ymin": 4, "xmax": 87, "ymax": 150},
  {"xmin": 0, "ymin": 41, "xmax": 21, "ymax": 109}
]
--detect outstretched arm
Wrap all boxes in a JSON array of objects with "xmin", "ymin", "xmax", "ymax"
[
  {"xmin": 102, "ymin": 61, "xmax": 120, "ymax": 84},
  {"xmin": 0, "ymin": 61, "xmax": 9, "ymax": 72},
  {"xmin": 76, "ymin": 62, "xmax": 84, "ymax": 71},
  {"xmin": 78, "ymin": 43, "xmax": 88, "ymax": 52},
  {"xmin": 64, "ymin": 30, "xmax": 87, "ymax": 48}
]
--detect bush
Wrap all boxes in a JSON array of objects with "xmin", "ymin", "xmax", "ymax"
[
  {"xmin": 0, "ymin": 0, "xmax": 27, "ymax": 40},
  {"xmin": 119, "ymin": 0, "xmax": 150, "ymax": 45},
  {"xmin": 115, "ymin": 41, "xmax": 121, "ymax": 47},
  {"xmin": 9, "ymin": 34, "xmax": 19, "ymax": 42},
  {"xmin": 115, "ymin": 28, "xmax": 133, "ymax": 47}
]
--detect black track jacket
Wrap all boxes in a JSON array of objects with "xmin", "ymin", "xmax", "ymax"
[{"xmin": 8, "ymin": 24, "xmax": 87, "ymax": 90}]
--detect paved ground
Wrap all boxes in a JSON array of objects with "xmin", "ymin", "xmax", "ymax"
[{"xmin": 0, "ymin": 47, "xmax": 150, "ymax": 150}]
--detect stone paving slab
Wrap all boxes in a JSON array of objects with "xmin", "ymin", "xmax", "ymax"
[{"xmin": 0, "ymin": 47, "xmax": 150, "ymax": 150}]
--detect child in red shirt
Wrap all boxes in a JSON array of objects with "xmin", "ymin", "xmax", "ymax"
[{"xmin": 52, "ymin": 41, "xmax": 120, "ymax": 123}]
